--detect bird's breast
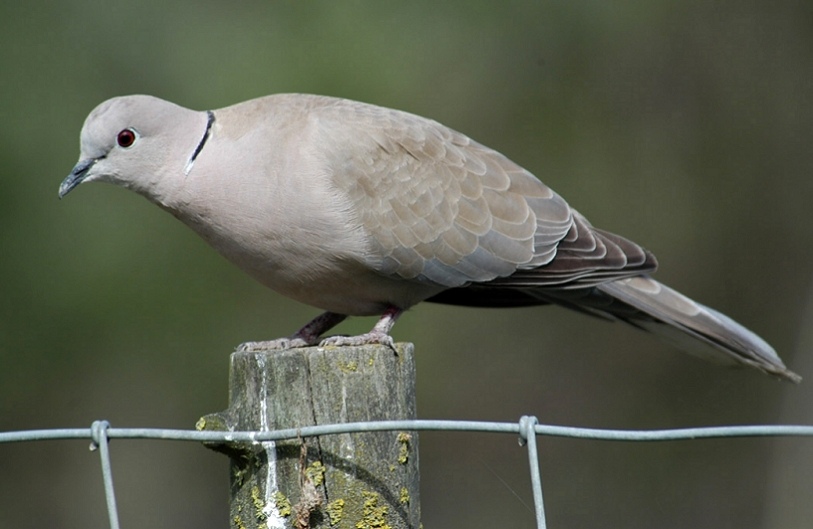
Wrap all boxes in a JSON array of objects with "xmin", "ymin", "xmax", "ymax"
[{"xmin": 165, "ymin": 162, "xmax": 442, "ymax": 315}]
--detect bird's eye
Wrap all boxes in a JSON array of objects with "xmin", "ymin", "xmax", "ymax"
[{"xmin": 117, "ymin": 129, "xmax": 137, "ymax": 148}]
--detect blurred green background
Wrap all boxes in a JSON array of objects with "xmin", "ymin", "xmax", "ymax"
[{"xmin": 2, "ymin": 1, "xmax": 813, "ymax": 527}]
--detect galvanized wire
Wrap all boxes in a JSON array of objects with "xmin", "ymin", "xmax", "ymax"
[
  {"xmin": 519, "ymin": 415, "xmax": 547, "ymax": 529},
  {"xmin": 5, "ymin": 420, "xmax": 813, "ymax": 444},
  {"xmin": 3, "ymin": 418, "xmax": 813, "ymax": 529},
  {"xmin": 90, "ymin": 421, "xmax": 120, "ymax": 529}
]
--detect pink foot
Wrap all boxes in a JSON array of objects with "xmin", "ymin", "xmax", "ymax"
[
  {"xmin": 236, "ymin": 336, "xmax": 315, "ymax": 352},
  {"xmin": 235, "ymin": 312, "xmax": 346, "ymax": 352},
  {"xmin": 319, "ymin": 331, "xmax": 396, "ymax": 349},
  {"xmin": 319, "ymin": 306, "xmax": 402, "ymax": 350}
]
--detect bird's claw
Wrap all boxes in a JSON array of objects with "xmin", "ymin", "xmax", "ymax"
[
  {"xmin": 319, "ymin": 332, "xmax": 396, "ymax": 351},
  {"xmin": 235, "ymin": 336, "xmax": 314, "ymax": 352}
]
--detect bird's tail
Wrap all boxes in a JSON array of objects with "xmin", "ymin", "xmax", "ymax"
[{"xmin": 592, "ymin": 276, "xmax": 800, "ymax": 382}]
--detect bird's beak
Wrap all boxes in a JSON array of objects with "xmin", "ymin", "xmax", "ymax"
[{"xmin": 59, "ymin": 158, "xmax": 97, "ymax": 199}]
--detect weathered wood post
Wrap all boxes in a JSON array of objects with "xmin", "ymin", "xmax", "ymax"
[{"xmin": 198, "ymin": 343, "xmax": 420, "ymax": 529}]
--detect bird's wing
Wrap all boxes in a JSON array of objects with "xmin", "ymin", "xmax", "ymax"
[{"xmin": 314, "ymin": 99, "xmax": 656, "ymax": 289}]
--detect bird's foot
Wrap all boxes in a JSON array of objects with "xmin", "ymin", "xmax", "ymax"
[
  {"xmin": 319, "ymin": 331, "xmax": 396, "ymax": 350},
  {"xmin": 317, "ymin": 306, "xmax": 402, "ymax": 351},
  {"xmin": 234, "ymin": 308, "xmax": 403, "ymax": 353},
  {"xmin": 235, "ymin": 311, "xmax": 348, "ymax": 352},
  {"xmin": 235, "ymin": 336, "xmax": 316, "ymax": 352}
]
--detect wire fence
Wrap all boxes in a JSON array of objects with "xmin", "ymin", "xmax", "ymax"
[{"xmin": 3, "ymin": 418, "xmax": 813, "ymax": 529}]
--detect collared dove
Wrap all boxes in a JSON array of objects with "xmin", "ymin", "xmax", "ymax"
[{"xmin": 59, "ymin": 94, "xmax": 800, "ymax": 382}]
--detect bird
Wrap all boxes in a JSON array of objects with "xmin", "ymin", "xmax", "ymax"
[{"xmin": 59, "ymin": 94, "xmax": 800, "ymax": 382}]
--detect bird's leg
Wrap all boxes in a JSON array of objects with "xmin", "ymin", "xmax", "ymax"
[
  {"xmin": 236, "ymin": 311, "xmax": 347, "ymax": 352},
  {"xmin": 319, "ymin": 306, "xmax": 403, "ymax": 350}
]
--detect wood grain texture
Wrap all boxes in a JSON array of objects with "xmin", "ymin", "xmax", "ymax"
[{"xmin": 200, "ymin": 343, "xmax": 420, "ymax": 529}]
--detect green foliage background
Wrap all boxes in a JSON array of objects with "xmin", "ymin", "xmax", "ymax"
[{"xmin": 2, "ymin": 1, "xmax": 813, "ymax": 527}]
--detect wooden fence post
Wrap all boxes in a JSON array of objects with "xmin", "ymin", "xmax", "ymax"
[{"xmin": 198, "ymin": 343, "xmax": 420, "ymax": 529}]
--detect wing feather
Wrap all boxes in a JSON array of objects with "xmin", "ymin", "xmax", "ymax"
[
  {"xmin": 314, "ymin": 99, "xmax": 573, "ymax": 287},
  {"xmin": 310, "ymin": 97, "xmax": 653, "ymax": 290}
]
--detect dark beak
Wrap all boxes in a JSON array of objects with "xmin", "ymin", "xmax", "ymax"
[{"xmin": 58, "ymin": 158, "xmax": 97, "ymax": 198}]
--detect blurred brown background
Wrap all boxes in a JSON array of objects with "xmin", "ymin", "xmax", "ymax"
[{"xmin": 2, "ymin": 1, "xmax": 812, "ymax": 527}]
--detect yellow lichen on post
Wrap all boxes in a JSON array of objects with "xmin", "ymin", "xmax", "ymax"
[
  {"xmin": 338, "ymin": 360, "xmax": 358, "ymax": 373},
  {"xmin": 251, "ymin": 486, "xmax": 268, "ymax": 523},
  {"xmin": 396, "ymin": 433, "xmax": 411, "ymax": 465},
  {"xmin": 326, "ymin": 499, "xmax": 345, "ymax": 526},
  {"xmin": 273, "ymin": 491, "xmax": 293, "ymax": 517},
  {"xmin": 305, "ymin": 461, "xmax": 326, "ymax": 487},
  {"xmin": 355, "ymin": 491, "xmax": 391, "ymax": 529}
]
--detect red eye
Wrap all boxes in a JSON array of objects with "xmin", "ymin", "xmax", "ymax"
[{"xmin": 117, "ymin": 129, "xmax": 136, "ymax": 148}]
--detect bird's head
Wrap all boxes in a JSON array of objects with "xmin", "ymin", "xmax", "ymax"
[{"xmin": 59, "ymin": 95, "xmax": 207, "ymax": 202}]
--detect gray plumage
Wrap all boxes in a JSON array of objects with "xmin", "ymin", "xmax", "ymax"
[{"xmin": 59, "ymin": 94, "xmax": 800, "ymax": 382}]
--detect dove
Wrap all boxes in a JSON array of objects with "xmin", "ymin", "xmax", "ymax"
[{"xmin": 59, "ymin": 94, "xmax": 800, "ymax": 382}]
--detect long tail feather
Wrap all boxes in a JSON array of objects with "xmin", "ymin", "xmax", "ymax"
[{"xmin": 596, "ymin": 276, "xmax": 800, "ymax": 382}]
